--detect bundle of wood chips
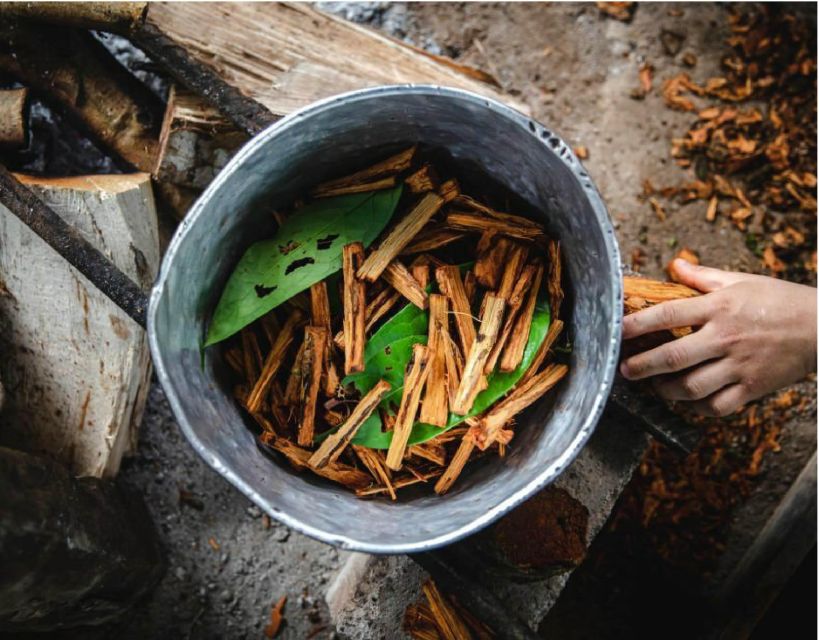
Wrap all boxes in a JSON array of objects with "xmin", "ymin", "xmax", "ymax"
[
  {"xmin": 226, "ymin": 146, "xmax": 568, "ymax": 499},
  {"xmin": 404, "ymin": 579, "xmax": 495, "ymax": 640}
]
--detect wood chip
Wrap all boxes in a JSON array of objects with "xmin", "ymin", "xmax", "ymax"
[
  {"xmin": 383, "ymin": 259, "xmax": 429, "ymax": 309},
  {"xmin": 435, "ymin": 265, "xmax": 476, "ymax": 357},
  {"xmin": 353, "ymin": 445, "xmax": 396, "ymax": 500},
  {"xmin": 484, "ymin": 264, "xmax": 536, "ymax": 374},
  {"xmin": 401, "ymin": 228, "xmax": 466, "ymax": 255},
  {"xmin": 297, "ymin": 326, "xmax": 327, "ymax": 447},
  {"xmin": 357, "ymin": 192, "xmax": 445, "ymax": 282},
  {"xmin": 309, "ymin": 379, "xmax": 391, "ymax": 468},
  {"xmin": 434, "ymin": 433, "xmax": 476, "ymax": 496},
  {"xmin": 311, "ymin": 146, "xmax": 415, "ymax": 197},
  {"xmin": 422, "ymin": 580, "xmax": 473, "ymax": 640},
  {"xmin": 386, "ymin": 344, "xmax": 432, "ymax": 470},
  {"xmin": 445, "ymin": 211, "xmax": 547, "ymax": 242},
  {"xmin": 474, "ymin": 232, "xmax": 511, "ymax": 289},
  {"xmin": 246, "ymin": 310, "xmax": 305, "ymax": 413},
  {"xmin": 311, "ymin": 175, "xmax": 397, "ymax": 198},
  {"xmin": 342, "ymin": 242, "xmax": 366, "ymax": 374},
  {"xmin": 419, "ymin": 294, "xmax": 449, "ymax": 427},
  {"xmin": 405, "ymin": 163, "xmax": 440, "ymax": 194},
  {"xmin": 264, "ymin": 595, "xmax": 287, "ymax": 639},
  {"xmin": 500, "ymin": 264, "xmax": 544, "ymax": 372}
]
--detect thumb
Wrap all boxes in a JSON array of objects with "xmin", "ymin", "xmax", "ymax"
[{"xmin": 671, "ymin": 260, "xmax": 749, "ymax": 293}]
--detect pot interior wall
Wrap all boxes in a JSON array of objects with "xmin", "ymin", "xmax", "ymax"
[{"xmin": 150, "ymin": 88, "xmax": 620, "ymax": 551}]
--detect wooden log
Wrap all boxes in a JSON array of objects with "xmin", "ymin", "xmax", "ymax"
[
  {"xmin": 451, "ymin": 295, "xmax": 505, "ymax": 415},
  {"xmin": 142, "ymin": 2, "xmax": 524, "ymax": 122},
  {"xmin": 357, "ymin": 192, "xmax": 444, "ymax": 282},
  {"xmin": 0, "ymin": 447, "xmax": 163, "ymax": 631},
  {"xmin": 438, "ymin": 178, "xmax": 461, "ymax": 203},
  {"xmin": 154, "ymin": 85, "xmax": 248, "ymax": 191},
  {"xmin": 0, "ymin": 173, "xmax": 159, "ymax": 477},
  {"xmin": 0, "ymin": 22, "xmax": 163, "ymax": 173},
  {"xmin": 0, "ymin": 88, "xmax": 28, "ymax": 149},
  {"xmin": 547, "ymin": 240, "xmax": 564, "ymax": 319},
  {"xmin": 0, "ymin": 1, "xmax": 148, "ymax": 32},
  {"xmin": 342, "ymin": 242, "xmax": 367, "ymax": 374},
  {"xmin": 386, "ymin": 344, "xmax": 431, "ymax": 471},
  {"xmin": 308, "ymin": 379, "xmax": 391, "ymax": 469}
]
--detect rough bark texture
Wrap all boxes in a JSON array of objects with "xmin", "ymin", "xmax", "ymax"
[
  {"xmin": 0, "ymin": 447, "xmax": 164, "ymax": 632},
  {"xmin": 0, "ymin": 88, "xmax": 28, "ymax": 149}
]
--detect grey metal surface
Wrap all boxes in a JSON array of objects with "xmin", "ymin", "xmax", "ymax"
[{"xmin": 147, "ymin": 85, "xmax": 623, "ymax": 554}]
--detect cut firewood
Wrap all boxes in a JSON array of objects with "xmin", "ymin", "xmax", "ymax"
[
  {"xmin": 404, "ymin": 163, "xmax": 440, "ymax": 194},
  {"xmin": 500, "ymin": 264, "xmax": 544, "ymax": 372},
  {"xmin": 311, "ymin": 146, "xmax": 415, "ymax": 197},
  {"xmin": 309, "ymin": 379, "xmax": 391, "ymax": 468},
  {"xmin": 352, "ymin": 445, "xmax": 396, "ymax": 500},
  {"xmin": 143, "ymin": 4, "xmax": 521, "ymax": 120},
  {"xmin": 262, "ymin": 432, "xmax": 371, "ymax": 490},
  {"xmin": 434, "ymin": 432, "xmax": 476, "ymax": 495},
  {"xmin": 435, "ymin": 265, "xmax": 476, "ymax": 356},
  {"xmin": 343, "ymin": 242, "xmax": 367, "ymax": 374},
  {"xmin": 0, "ymin": 87, "xmax": 28, "ymax": 148},
  {"xmin": 452, "ymin": 295, "xmax": 505, "ymax": 415},
  {"xmin": 0, "ymin": 22, "xmax": 162, "ymax": 173},
  {"xmin": 438, "ymin": 178, "xmax": 461, "ymax": 203},
  {"xmin": 484, "ymin": 263, "xmax": 537, "ymax": 374},
  {"xmin": 245, "ymin": 310, "xmax": 305, "ymax": 413},
  {"xmin": 446, "ymin": 211, "xmax": 548, "ymax": 242},
  {"xmin": 519, "ymin": 318, "xmax": 565, "ymax": 386},
  {"xmin": 312, "ymin": 175, "xmax": 398, "ymax": 199},
  {"xmin": 297, "ymin": 326, "xmax": 327, "ymax": 446},
  {"xmin": 547, "ymin": 240, "xmax": 564, "ymax": 319},
  {"xmin": 154, "ymin": 85, "xmax": 247, "ymax": 191},
  {"xmin": 474, "ymin": 363, "xmax": 568, "ymax": 450},
  {"xmin": 0, "ymin": 1, "xmax": 148, "ymax": 32},
  {"xmin": 386, "ymin": 344, "xmax": 431, "ymax": 470},
  {"xmin": 474, "ymin": 232, "xmax": 511, "ymax": 289},
  {"xmin": 310, "ymin": 282, "xmax": 340, "ymax": 395},
  {"xmin": 357, "ymin": 192, "xmax": 445, "ymax": 282},
  {"xmin": 454, "ymin": 194, "xmax": 543, "ymax": 230},
  {"xmin": 0, "ymin": 173, "xmax": 159, "ymax": 477},
  {"xmin": 383, "ymin": 260, "xmax": 429, "ymax": 309},
  {"xmin": 419, "ymin": 294, "xmax": 449, "ymax": 427},
  {"xmin": 401, "ymin": 228, "xmax": 466, "ymax": 256}
]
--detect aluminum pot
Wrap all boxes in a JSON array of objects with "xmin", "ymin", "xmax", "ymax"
[{"xmin": 148, "ymin": 85, "xmax": 622, "ymax": 554}]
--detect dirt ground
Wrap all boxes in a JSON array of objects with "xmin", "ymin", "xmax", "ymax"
[{"xmin": 54, "ymin": 3, "xmax": 812, "ymax": 638}]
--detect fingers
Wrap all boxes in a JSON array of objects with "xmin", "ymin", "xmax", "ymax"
[
  {"xmin": 620, "ymin": 326, "xmax": 725, "ymax": 380},
  {"xmin": 622, "ymin": 295, "xmax": 711, "ymax": 340},
  {"xmin": 690, "ymin": 383, "xmax": 749, "ymax": 417},
  {"xmin": 670, "ymin": 260, "xmax": 750, "ymax": 293},
  {"xmin": 652, "ymin": 359, "xmax": 740, "ymax": 401}
]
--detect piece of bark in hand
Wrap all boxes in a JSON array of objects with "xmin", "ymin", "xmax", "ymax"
[
  {"xmin": 623, "ymin": 275, "xmax": 700, "ymax": 339},
  {"xmin": 386, "ymin": 344, "xmax": 431, "ymax": 471},
  {"xmin": 452, "ymin": 295, "xmax": 505, "ymax": 415},
  {"xmin": 309, "ymin": 379, "xmax": 391, "ymax": 468},
  {"xmin": 357, "ymin": 192, "xmax": 445, "ymax": 282},
  {"xmin": 311, "ymin": 146, "xmax": 415, "ymax": 197},
  {"xmin": 404, "ymin": 163, "xmax": 440, "ymax": 194},
  {"xmin": 297, "ymin": 326, "xmax": 327, "ymax": 447},
  {"xmin": 246, "ymin": 309, "xmax": 305, "ymax": 413},
  {"xmin": 474, "ymin": 232, "xmax": 511, "ymax": 289},
  {"xmin": 343, "ymin": 242, "xmax": 367, "ymax": 374},
  {"xmin": 500, "ymin": 264, "xmax": 544, "ymax": 372},
  {"xmin": 383, "ymin": 259, "xmax": 429, "ymax": 309},
  {"xmin": 419, "ymin": 294, "xmax": 449, "ymax": 427}
]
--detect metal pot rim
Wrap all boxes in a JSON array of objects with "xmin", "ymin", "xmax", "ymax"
[{"xmin": 148, "ymin": 84, "xmax": 623, "ymax": 553}]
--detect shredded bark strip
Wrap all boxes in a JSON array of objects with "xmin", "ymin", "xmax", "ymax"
[
  {"xmin": 386, "ymin": 343, "xmax": 432, "ymax": 470},
  {"xmin": 342, "ymin": 242, "xmax": 366, "ymax": 374},
  {"xmin": 383, "ymin": 259, "xmax": 429, "ymax": 309},
  {"xmin": 419, "ymin": 294, "xmax": 450, "ymax": 427},
  {"xmin": 246, "ymin": 310, "xmax": 305, "ymax": 413},
  {"xmin": 311, "ymin": 145, "xmax": 416, "ymax": 197}
]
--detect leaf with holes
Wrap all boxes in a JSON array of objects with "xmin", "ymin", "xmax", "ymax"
[
  {"xmin": 338, "ymin": 293, "xmax": 551, "ymax": 448},
  {"xmin": 205, "ymin": 186, "xmax": 402, "ymax": 346}
]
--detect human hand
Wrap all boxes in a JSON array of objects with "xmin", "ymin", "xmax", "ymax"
[{"xmin": 620, "ymin": 260, "xmax": 817, "ymax": 417}]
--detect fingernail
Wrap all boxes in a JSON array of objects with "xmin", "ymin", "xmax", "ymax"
[{"xmin": 619, "ymin": 361, "xmax": 631, "ymax": 379}]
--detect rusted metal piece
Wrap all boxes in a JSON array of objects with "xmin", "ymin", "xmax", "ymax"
[
  {"xmin": 131, "ymin": 20, "xmax": 278, "ymax": 137},
  {"xmin": 0, "ymin": 165, "xmax": 149, "ymax": 327}
]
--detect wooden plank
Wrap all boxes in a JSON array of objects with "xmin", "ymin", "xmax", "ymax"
[{"xmin": 0, "ymin": 173, "xmax": 159, "ymax": 478}]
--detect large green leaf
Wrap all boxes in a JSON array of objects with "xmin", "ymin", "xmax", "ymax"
[
  {"xmin": 341, "ymin": 295, "xmax": 552, "ymax": 448},
  {"xmin": 205, "ymin": 187, "xmax": 402, "ymax": 346}
]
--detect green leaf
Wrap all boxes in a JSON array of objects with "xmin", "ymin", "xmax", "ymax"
[
  {"xmin": 205, "ymin": 187, "xmax": 402, "ymax": 346},
  {"xmin": 340, "ymin": 294, "xmax": 551, "ymax": 449}
]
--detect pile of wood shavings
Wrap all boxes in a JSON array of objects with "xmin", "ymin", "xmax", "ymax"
[
  {"xmin": 224, "ymin": 146, "xmax": 568, "ymax": 499},
  {"xmin": 646, "ymin": 4, "xmax": 816, "ymax": 282}
]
